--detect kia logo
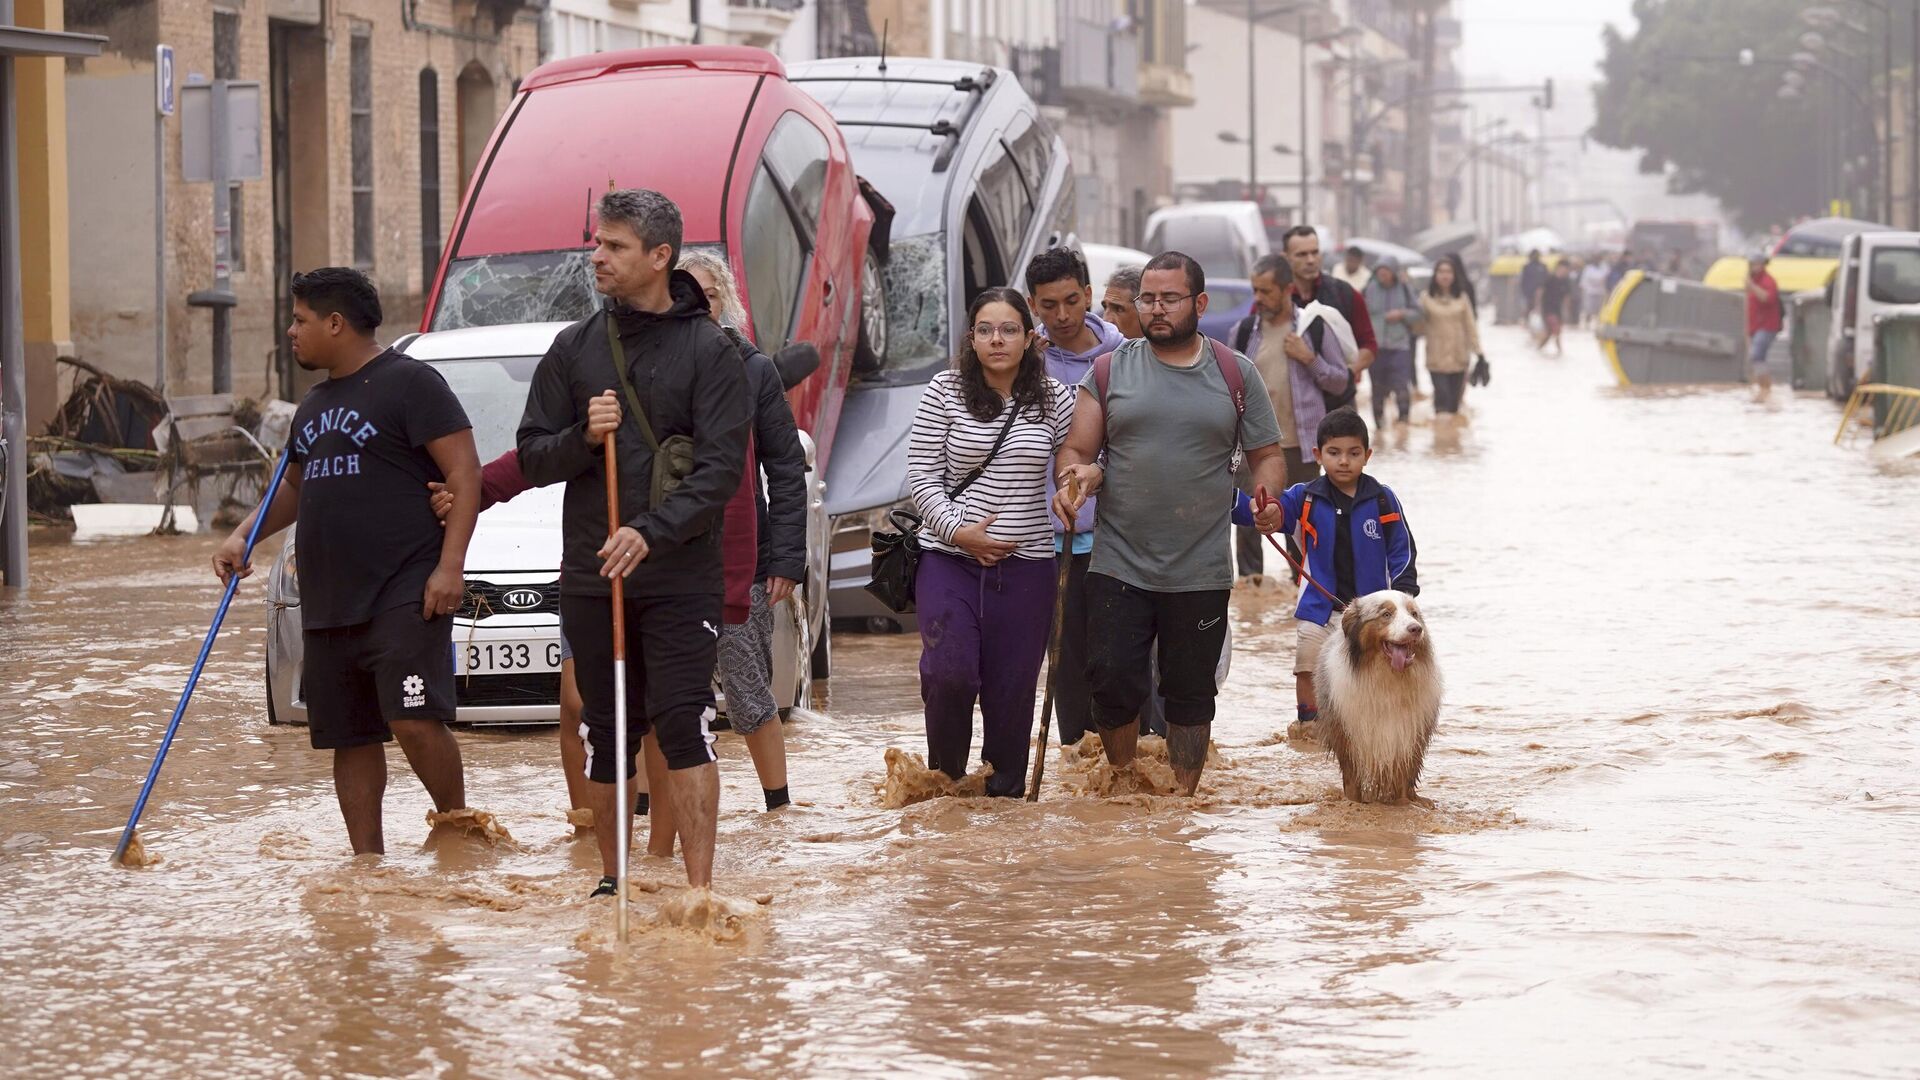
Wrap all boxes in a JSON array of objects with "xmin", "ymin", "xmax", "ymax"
[{"xmin": 501, "ymin": 589, "xmax": 542, "ymax": 611}]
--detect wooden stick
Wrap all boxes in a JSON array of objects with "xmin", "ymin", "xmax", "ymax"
[
  {"xmin": 605, "ymin": 431, "xmax": 628, "ymax": 943},
  {"xmin": 1028, "ymin": 478, "xmax": 1079, "ymax": 802}
]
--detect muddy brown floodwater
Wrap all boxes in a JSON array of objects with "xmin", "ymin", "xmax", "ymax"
[{"xmin": 4, "ymin": 326, "xmax": 1919, "ymax": 1077}]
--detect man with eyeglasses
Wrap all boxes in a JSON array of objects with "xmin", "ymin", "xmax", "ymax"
[{"xmin": 1052, "ymin": 251, "xmax": 1288, "ymax": 796}]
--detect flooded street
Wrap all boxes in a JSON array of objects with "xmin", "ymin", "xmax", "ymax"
[{"xmin": 3, "ymin": 325, "xmax": 1918, "ymax": 1078}]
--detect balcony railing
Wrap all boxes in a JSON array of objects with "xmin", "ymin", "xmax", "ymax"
[
  {"xmin": 814, "ymin": 0, "xmax": 878, "ymax": 59},
  {"xmin": 1060, "ymin": 12, "xmax": 1139, "ymax": 106},
  {"xmin": 1010, "ymin": 44, "xmax": 1063, "ymax": 108}
]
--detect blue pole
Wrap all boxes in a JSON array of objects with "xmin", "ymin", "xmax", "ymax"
[{"xmin": 111, "ymin": 450, "xmax": 292, "ymax": 865}]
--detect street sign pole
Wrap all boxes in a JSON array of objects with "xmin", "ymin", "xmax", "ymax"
[
  {"xmin": 184, "ymin": 76, "xmax": 238, "ymax": 394},
  {"xmin": 208, "ymin": 78, "xmax": 231, "ymax": 394},
  {"xmin": 155, "ymin": 45, "xmax": 172, "ymax": 394}
]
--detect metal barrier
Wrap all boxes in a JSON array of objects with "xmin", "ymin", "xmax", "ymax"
[
  {"xmin": 1593, "ymin": 270, "xmax": 1748, "ymax": 386},
  {"xmin": 1833, "ymin": 317, "xmax": 1920, "ymax": 457}
]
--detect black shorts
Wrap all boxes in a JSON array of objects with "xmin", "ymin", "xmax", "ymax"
[
  {"xmin": 1083, "ymin": 573, "xmax": 1229, "ymax": 730},
  {"xmin": 302, "ymin": 603, "xmax": 455, "ymax": 750},
  {"xmin": 560, "ymin": 591, "xmax": 721, "ymax": 780}
]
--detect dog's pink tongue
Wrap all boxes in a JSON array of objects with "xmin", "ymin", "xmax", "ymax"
[{"xmin": 1386, "ymin": 643, "xmax": 1415, "ymax": 672}]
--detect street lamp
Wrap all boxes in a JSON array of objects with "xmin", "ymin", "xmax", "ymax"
[
  {"xmin": 1802, "ymin": 2, "xmax": 1901, "ymax": 222},
  {"xmin": 1219, "ymin": 131, "xmax": 1298, "ymax": 156},
  {"xmin": 1237, "ymin": 3, "xmax": 1312, "ymax": 211}
]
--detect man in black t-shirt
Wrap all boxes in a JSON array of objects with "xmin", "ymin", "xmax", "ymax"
[{"xmin": 213, "ymin": 267, "xmax": 482, "ymax": 855}]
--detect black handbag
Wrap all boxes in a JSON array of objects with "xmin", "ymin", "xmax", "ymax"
[
  {"xmin": 864, "ymin": 402, "xmax": 1022, "ymax": 614},
  {"xmin": 1469, "ymin": 353, "xmax": 1491, "ymax": 387}
]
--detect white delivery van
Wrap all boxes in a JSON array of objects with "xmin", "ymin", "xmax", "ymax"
[{"xmin": 1826, "ymin": 230, "xmax": 1920, "ymax": 399}]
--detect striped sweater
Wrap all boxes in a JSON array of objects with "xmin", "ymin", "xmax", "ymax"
[{"xmin": 907, "ymin": 370, "xmax": 1075, "ymax": 561}]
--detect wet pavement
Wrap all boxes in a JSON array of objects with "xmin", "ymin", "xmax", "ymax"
[{"xmin": 3, "ymin": 325, "xmax": 1918, "ymax": 1077}]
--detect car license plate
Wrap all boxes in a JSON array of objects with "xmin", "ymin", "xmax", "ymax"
[{"xmin": 456, "ymin": 639, "xmax": 562, "ymax": 676}]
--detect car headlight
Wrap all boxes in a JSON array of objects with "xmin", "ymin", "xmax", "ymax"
[{"xmin": 271, "ymin": 544, "xmax": 300, "ymax": 607}]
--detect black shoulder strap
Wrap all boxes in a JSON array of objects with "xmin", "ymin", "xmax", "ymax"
[
  {"xmin": 948, "ymin": 400, "xmax": 1021, "ymax": 500},
  {"xmin": 1233, "ymin": 315, "xmax": 1255, "ymax": 354},
  {"xmin": 605, "ymin": 315, "xmax": 662, "ymax": 454}
]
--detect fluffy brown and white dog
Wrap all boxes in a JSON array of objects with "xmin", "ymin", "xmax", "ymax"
[{"xmin": 1313, "ymin": 590, "xmax": 1442, "ymax": 807}]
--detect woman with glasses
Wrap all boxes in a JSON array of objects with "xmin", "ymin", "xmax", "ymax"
[{"xmin": 906, "ymin": 288, "xmax": 1076, "ymax": 797}]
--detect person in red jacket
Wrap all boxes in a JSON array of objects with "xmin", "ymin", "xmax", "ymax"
[{"xmin": 1746, "ymin": 254, "xmax": 1785, "ymax": 399}]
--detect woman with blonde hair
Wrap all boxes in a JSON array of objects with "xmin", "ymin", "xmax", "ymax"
[{"xmin": 644, "ymin": 249, "xmax": 810, "ymax": 836}]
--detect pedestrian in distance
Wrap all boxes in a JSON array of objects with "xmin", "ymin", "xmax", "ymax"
[
  {"xmin": 1332, "ymin": 244, "xmax": 1372, "ymax": 292},
  {"xmin": 1101, "ymin": 264, "xmax": 1146, "ymax": 340},
  {"xmin": 1519, "ymin": 250, "xmax": 1548, "ymax": 322},
  {"xmin": 1282, "ymin": 226, "xmax": 1378, "ymax": 376},
  {"xmin": 1606, "ymin": 249, "xmax": 1634, "ymax": 291},
  {"xmin": 1053, "ymin": 252, "xmax": 1291, "ymax": 796},
  {"xmin": 213, "ymin": 267, "xmax": 482, "ymax": 855},
  {"xmin": 1536, "ymin": 260, "xmax": 1573, "ymax": 357},
  {"xmin": 907, "ymin": 288, "xmax": 1076, "ymax": 797},
  {"xmin": 1026, "ymin": 249, "xmax": 1125, "ymax": 749},
  {"xmin": 516, "ymin": 188, "xmax": 749, "ymax": 898},
  {"xmin": 1230, "ymin": 253, "xmax": 1349, "ymax": 584},
  {"xmin": 1262, "ymin": 407, "xmax": 1420, "ymax": 743},
  {"xmin": 1363, "ymin": 258, "xmax": 1421, "ymax": 434},
  {"xmin": 1564, "ymin": 257, "xmax": 1586, "ymax": 327},
  {"xmin": 1745, "ymin": 253, "xmax": 1785, "ymax": 400},
  {"xmin": 1580, "ymin": 256, "xmax": 1612, "ymax": 328},
  {"xmin": 1420, "ymin": 257, "xmax": 1481, "ymax": 430}
]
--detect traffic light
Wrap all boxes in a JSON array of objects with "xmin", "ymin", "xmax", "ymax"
[{"xmin": 1542, "ymin": 78, "xmax": 1555, "ymax": 110}]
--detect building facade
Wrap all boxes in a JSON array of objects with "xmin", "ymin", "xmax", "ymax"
[
  {"xmin": 56, "ymin": 0, "xmax": 540, "ymax": 418},
  {"xmin": 818, "ymin": 0, "xmax": 1189, "ymax": 251}
]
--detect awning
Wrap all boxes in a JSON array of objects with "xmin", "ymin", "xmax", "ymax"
[{"xmin": 0, "ymin": 24, "xmax": 105, "ymax": 58}]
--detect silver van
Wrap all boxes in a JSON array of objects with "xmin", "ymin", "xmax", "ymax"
[{"xmin": 789, "ymin": 56, "xmax": 1076, "ymax": 628}]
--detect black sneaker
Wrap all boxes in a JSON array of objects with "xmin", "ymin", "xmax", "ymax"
[{"xmin": 589, "ymin": 876, "xmax": 618, "ymax": 898}]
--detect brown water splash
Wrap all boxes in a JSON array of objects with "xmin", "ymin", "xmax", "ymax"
[
  {"xmin": 425, "ymin": 808, "xmax": 517, "ymax": 846},
  {"xmin": 116, "ymin": 831, "xmax": 160, "ymax": 868},
  {"xmin": 880, "ymin": 748, "xmax": 991, "ymax": 808}
]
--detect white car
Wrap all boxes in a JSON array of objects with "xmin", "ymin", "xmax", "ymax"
[
  {"xmin": 265, "ymin": 321, "xmax": 830, "ymax": 727},
  {"xmin": 1081, "ymin": 242, "xmax": 1151, "ymax": 292}
]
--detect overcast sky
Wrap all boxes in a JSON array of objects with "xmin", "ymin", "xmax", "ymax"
[{"xmin": 1455, "ymin": 0, "xmax": 1640, "ymax": 84}]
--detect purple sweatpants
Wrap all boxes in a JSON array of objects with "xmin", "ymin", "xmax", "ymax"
[{"xmin": 916, "ymin": 548, "xmax": 1057, "ymax": 798}]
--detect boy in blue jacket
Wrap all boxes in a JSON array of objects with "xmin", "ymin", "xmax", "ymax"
[{"xmin": 1246, "ymin": 407, "xmax": 1418, "ymax": 741}]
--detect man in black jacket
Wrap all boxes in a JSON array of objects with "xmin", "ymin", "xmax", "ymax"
[{"xmin": 517, "ymin": 189, "xmax": 748, "ymax": 897}]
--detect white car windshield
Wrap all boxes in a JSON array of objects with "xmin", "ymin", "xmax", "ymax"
[
  {"xmin": 428, "ymin": 355, "xmax": 540, "ymax": 462},
  {"xmin": 431, "ymin": 243, "xmax": 725, "ymax": 331}
]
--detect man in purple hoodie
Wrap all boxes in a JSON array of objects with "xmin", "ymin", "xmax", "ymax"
[{"xmin": 1027, "ymin": 249, "xmax": 1125, "ymax": 746}]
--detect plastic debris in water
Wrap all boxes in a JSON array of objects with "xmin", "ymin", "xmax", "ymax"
[
  {"xmin": 565, "ymin": 807, "xmax": 595, "ymax": 831},
  {"xmin": 424, "ymin": 808, "xmax": 516, "ymax": 845},
  {"xmin": 880, "ymin": 748, "xmax": 991, "ymax": 808}
]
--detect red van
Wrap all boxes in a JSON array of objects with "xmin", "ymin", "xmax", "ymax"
[{"xmin": 421, "ymin": 46, "xmax": 884, "ymax": 470}]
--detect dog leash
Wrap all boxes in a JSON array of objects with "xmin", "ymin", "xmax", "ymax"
[{"xmin": 1254, "ymin": 485, "xmax": 1347, "ymax": 611}]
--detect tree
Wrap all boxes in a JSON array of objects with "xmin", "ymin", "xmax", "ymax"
[{"xmin": 1591, "ymin": 0, "xmax": 1839, "ymax": 231}]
